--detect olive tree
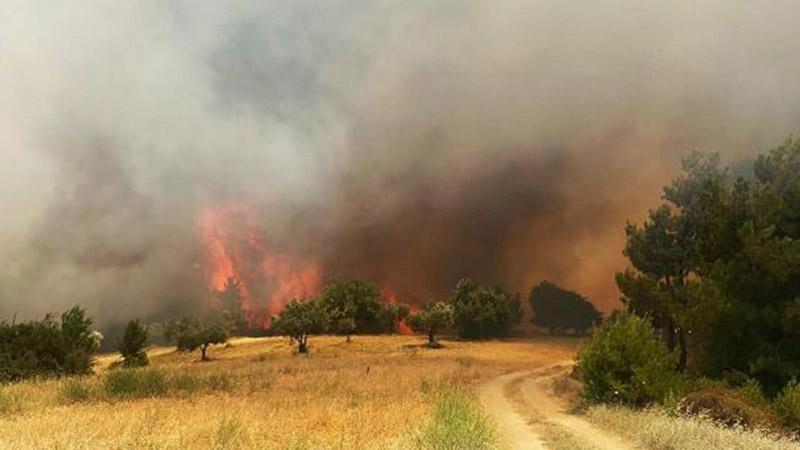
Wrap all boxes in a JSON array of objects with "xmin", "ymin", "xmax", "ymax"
[
  {"xmin": 408, "ymin": 301, "xmax": 454, "ymax": 347},
  {"xmin": 271, "ymin": 300, "xmax": 328, "ymax": 353},
  {"xmin": 171, "ymin": 318, "xmax": 228, "ymax": 361}
]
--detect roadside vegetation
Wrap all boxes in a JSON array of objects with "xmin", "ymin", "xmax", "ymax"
[
  {"xmin": 412, "ymin": 388, "xmax": 496, "ymax": 450},
  {"xmin": 587, "ymin": 405, "xmax": 800, "ymax": 450}
]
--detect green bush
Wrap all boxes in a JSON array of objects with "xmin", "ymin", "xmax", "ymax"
[
  {"xmin": 414, "ymin": 389, "xmax": 496, "ymax": 449},
  {"xmin": 69, "ymin": 370, "xmax": 235, "ymax": 402},
  {"xmin": 104, "ymin": 368, "xmax": 167, "ymax": 399},
  {"xmin": 774, "ymin": 379, "xmax": 800, "ymax": 432},
  {"xmin": 205, "ymin": 373, "xmax": 235, "ymax": 393},
  {"xmin": 577, "ymin": 311, "xmax": 684, "ymax": 406},
  {"xmin": 171, "ymin": 373, "xmax": 200, "ymax": 394},
  {"xmin": 0, "ymin": 306, "xmax": 100, "ymax": 382}
]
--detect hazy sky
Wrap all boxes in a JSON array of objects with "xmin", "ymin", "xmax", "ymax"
[{"xmin": 2, "ymin": 1, "xmax": 800, "ymax": 328}]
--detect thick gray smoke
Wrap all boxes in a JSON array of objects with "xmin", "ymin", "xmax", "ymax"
[{"xmin": 2, "ymin": 1, "xmax": 800, "ymax": 329}]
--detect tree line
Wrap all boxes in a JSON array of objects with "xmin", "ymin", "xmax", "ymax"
[
  {"xmin": 273, "ymin": 277, "xmax": 524, "ymax": 352},
  {"xmin": 1, "ymin": 274, "xmax": 600, "ymax": 375}
]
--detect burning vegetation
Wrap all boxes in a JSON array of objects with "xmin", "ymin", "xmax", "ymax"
[{"xmin": 198, "ymin": 203, "xmax": 322, "ymax": 328}]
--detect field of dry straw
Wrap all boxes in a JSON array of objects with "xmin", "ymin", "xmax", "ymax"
[{"xmin": 0, "ymin": 335, "xmax": 576, "ymax": 449}]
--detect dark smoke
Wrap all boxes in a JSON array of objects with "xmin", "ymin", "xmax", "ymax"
[{"xmin": 2, "ymin": 1, "xmax": 800, "ymax": 331}]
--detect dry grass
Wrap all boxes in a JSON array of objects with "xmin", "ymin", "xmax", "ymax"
[
  {"xmin": 0, "ymin": 335, "xmax": 577, "ymax": 450},
  {"xmin": 586, "ymin": 404, "xmax": 800, "ymax": 450}
]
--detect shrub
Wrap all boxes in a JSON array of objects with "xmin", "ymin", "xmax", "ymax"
[
  {"xmin": 205, "ymin": 373, "xmax": 235, "ymax": 392},
  {"xmin": 119, "ymin": 319, "xmax": 149, "ymax": 367},
  {"xmin": 679, "ymin": 382, "xmax": 780, "ymax": 431},
  {"xmin": 774, "ymin": 379, "xmax": 800, "ymax": 432},
  {"xmin": 740, "ymin": 378, "xmax": 768, "ymax": 406},
  {"xmin": 61, "ymin": 378, "xmax": 97, "ymax": 403},
  {"xmin": 577, "ymin": 311, "xmax": 684, "ymax": 406},
  {"xmin": 104, "ymin": 368, "xmax": 167, "ymax": 399},
  {"xmin": 171, "ymin": 373, "xmax": 200, "ymax": 394},
  {"xmin": 0, "ymin": 306, "xmax": 100, "ymax": 382}
]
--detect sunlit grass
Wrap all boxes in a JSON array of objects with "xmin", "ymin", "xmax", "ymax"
[
  {"xmin": 0, "ymin": 335, "xmax": 577, "ymax": 449},
  {"xmin": 586, "ymin": 404, "xmax": 800, "ymax": 450},
  {"xmin": 412, "ymin": 388, "xmax": 497, "ymax": 450}
]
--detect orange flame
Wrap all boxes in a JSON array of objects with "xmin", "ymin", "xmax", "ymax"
[
  {"xmin": 262, "ymin": 253, "xmax": 321, "ymax": 316},
  {"xmin": 381, "ymin": 287, "xmax": 414, "ymax": 335},
  {"xmin": 198, "ymin": 203, "xmax": 321, "ymax": 328}
]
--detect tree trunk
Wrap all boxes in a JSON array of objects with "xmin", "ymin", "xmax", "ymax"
[
  {"xmin": 200, "ymin": 344, "xmax": 208, "ymax": 361},
  {"xmin": 346, "ymin": 334, "xmax": 351, "ymax": 343},
  {"xmin": 298, "ymin": 336, "xmax": 308, "ymax": 354},
  {"xmin": 428, "ymin": 331, "xmax": 436, "ymax": 346},
  {"xmin": 677, "ymin": 327, "xmax": 688, "ymax": 371},
  {"xmin": 663, "ymin": 322, "xmax": 687, "ymax": 371}
]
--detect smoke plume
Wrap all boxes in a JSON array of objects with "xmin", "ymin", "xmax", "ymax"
[{"xmin": 2, "ymin": 1, "xmax": 800, "ymax": 330}]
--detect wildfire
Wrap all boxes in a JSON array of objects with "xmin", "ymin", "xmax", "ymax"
[
  {"xmin": 199, "ymin": 203, "xmax": 420, "ymax": 334},
  {"xmin": 381, "ymin": 287, "xmax": 415, "ymax": 335},
  {"xmin": 198, "ymin": 203, "xmax": 321, "ymax": 328}
]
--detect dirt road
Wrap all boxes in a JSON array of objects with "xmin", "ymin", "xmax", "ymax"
[
  {"xmin": 480, "ymin": 371, "xmax": 547, "ymax": 449},
  {"xmin": 480, "ymin": 364, "xmax": 637, "ymax": 450}
]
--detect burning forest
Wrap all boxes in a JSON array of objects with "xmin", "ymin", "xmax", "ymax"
[
  {"xmin": 4, "ymin": 3, "xmax": 800, "ymax": 449},
  {"xmin": 198, "ymin": 203, "xmax": 321, "ymax": 327},
  {"xmin": 1, "ymin": 1, "xmax": 800, "ymax": 333}
]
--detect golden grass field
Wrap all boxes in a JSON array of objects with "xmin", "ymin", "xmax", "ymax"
[{"xmin": 0, "ymin": 335, "xmax": 578, "ymax": 450}]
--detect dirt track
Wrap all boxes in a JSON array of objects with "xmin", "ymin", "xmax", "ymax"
[
  {"xmin": 480, "ymin": 371, "xmax": 547, "ymax": 449},
  {"xmin": 481, "ymin": 364, "xmax": 637, "ymax": 450}
]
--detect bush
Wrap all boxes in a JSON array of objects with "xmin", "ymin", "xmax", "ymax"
[
  {"xmin": 119, "ymin": 319, "xmax": 149, "ymax": 367},
  {"xmin": 171, "ymin": 373, "xmax": 200, "ymax": 395},
  {"xmin": 774, "ymin": 379, "xmax": 800, "ymax": 432},
  {"xmin": 61, "ymin": 378, "xmax": 97, "ymax": 403},
  {"xmin": 577, "ymin": 311, "xmax": 684, "ymax": 406},
  {"xmin": 0, "ymin": 306, "xmax": 100, "ymax": 382},
  {"xmin": 104, "ymin": 368, "xmax": 167, "ymax": 399},
  {"xmin": 60, "ymin": 370, "xmax": 238, "ymax": 403},
  {"xmin": 679, "ymin": 382, "xmax": 780, "ymax": 431},
  {"xmin": 206, "ymin": 373, "xmax": 235, "ymax": 392}
]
